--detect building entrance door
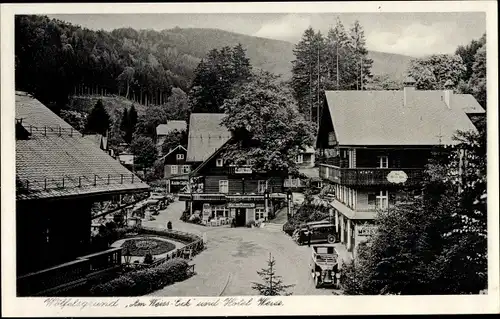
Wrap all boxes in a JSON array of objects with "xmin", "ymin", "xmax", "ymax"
[{"xmin": 235, "ymin": 208, "xmax": 246, "ymax": 227}]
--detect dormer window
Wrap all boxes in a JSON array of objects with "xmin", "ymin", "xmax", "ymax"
[{"xmin": 216, "ymin": 158, "xmax": 223, "ymax": 167}]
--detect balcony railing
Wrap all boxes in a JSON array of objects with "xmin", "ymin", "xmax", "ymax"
[
  {"xmin": 319, "ymin": 164, "xmax": 424, "ymax": 186},
  {"xmin": 16, "ymin": 174, "xmax": 144, "ymax": 193},
  {"xmin": 17, "ymin": 247, "xmax": 122, "ymax": 296}
]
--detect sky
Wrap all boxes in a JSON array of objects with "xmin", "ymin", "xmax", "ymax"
[{"xmin": 48, "ymin": 12, "xmax": 486, "ymax": 57}]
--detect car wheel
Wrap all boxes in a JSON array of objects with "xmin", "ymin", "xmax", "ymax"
[{"xmin": 327, "ymin": 235, "xmax": 335, "ymax": 243}]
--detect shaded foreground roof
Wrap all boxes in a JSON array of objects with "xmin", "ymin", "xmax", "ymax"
[
  {"xmin": 186, "ymin": 113, "xmax": 231, "ymax": 162},
  {"xmin": 324, "ymin": 90, "xmax": 482, "ymax": 146},
  {"xmin": 156, "ymin": 121, "xmax": 187, "ymax": 136},
  {"xmin": 15, "ymin": 92, "xmax": 149, "ymax": 200}
]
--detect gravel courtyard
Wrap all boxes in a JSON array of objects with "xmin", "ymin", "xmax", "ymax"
[{"xmin": 143, "ymin": 200, "xmax": 339, "ymax": 296}]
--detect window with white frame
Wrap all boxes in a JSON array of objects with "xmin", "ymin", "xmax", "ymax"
[
  {"xmin": 182, "ymin": 165, "xmax": 190, "ymax": 174},
  {"xmin": 258, "ymin": 180, "xmax": 267, "ymax": 193},
  {"xmin": 255, "ymin": 207, "xmax": 266, "ymax": 220},
  {"xmin": 216, "ymin": 158, "xmax": 223, "ymax": 167},
  {"xmin": 213, "ymin": 205, "xmax": 229, "ymax": 218},
  {"xmin": 296, "ymin": 154, "xmax": 303, "ymax": 164},
  {"xmin": 376, "ymin": 190, "xmax": 389, "ymax": 209},
  {"xmin": 219, "ymin": 180, "xmax": 228, "ymax": 193},
  {"xmin": 177, "ymin": 153, "xmax": 184, "ymax": 160},
  {"xmin": 170, "ymin": 165, "xmax": 178, "ymax": 174},
  {"xmin": 378, "ymin": 156, "xmax": 389, "ymax": 168}
]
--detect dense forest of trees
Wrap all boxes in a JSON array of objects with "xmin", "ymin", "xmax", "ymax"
[
  {"xmin": 15, "ymin": 15, "xmax": 199, "ymax": 113},
  {"xmin": 291, "ymin": 19, "xmax": 373, "ymax": 123}
]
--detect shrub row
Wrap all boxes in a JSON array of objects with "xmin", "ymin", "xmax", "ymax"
[
  {"xmin": 139, "ymin": 227, "xmax": 200, "ymax": 245},
  {"xmin": 89, "ymin": 258, "xmax": 189, "ymax": 296}
]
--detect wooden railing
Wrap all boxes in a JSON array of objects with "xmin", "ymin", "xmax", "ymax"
[
  {"xmin": 127, "ymin": 227, "xmax": 205, "ymax": 269},
  {"xmin": 319, "ymin": 164, "xmax": 424, "ymax": 186},
  {"xmin": 17, "ymin": 247, "xmax": 122, "ymax": 296}
]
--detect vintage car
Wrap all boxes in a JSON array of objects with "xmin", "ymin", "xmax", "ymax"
[
  {"xmin": 310, "ymin": 244, "xmax": 340, "ymax": 288},
  {"xmin": 294, "ymin": 223, "xmax": 337, "ymax": 245}
]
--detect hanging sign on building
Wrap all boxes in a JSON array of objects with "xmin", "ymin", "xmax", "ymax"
[
  {"xmin": 202, "ymin": 203, "xmax": 211, "ymax": 217},
  {"xmin": 228, "ymin": 202, "xmax": 255, "ymax": 208},
  {"xmin": 386, "ymin": 170, "xmax": 408, "ymax": 184},
  {"xmin": 171, "ymin": 180, "xmax": 188, "ymax": 186},
  {"xmin": 357, "ymin": 224, "xmax": 377, "ymax": 236},
  {"xmin": 234, "ymin": 167, "xmax": 253, "ymax": 174}
]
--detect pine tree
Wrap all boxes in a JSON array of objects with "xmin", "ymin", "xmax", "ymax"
[
  {"xmin": 84, "ymin": 99, "xmax": 110, "ymax": 135},
  {"xmin": 291, "ymin": 27, "xmax": 328, "ymax": 123},
  {"xmin": 252, "ymin": 253, "xmax": 295, "ymax": 296},
  {"xmin": 291, "ymin": 27, "xmax": 317, "ymax": 121},
  {"xmin": 129, "ymin": 104, "xmax": 138, "ymax": 132},
  {"xmin": 325, "ymin": 18, "xmax": 351, "ymax": 90},
  {"xmin": 348, "ymin": 20, "xmax": 373, "ymax": 90}
]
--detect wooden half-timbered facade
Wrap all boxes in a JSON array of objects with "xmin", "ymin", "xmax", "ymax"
[{"xmin": 180, "ymin": 113, "xmax": 288, "ymax": 226}]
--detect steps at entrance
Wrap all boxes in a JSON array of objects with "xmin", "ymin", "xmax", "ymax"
[{"xmin": 262, "ymin": 223, "xmax": 284, "ymax": 232}]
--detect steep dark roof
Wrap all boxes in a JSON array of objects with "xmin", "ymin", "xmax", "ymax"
[
  {"xmin": 15, "ymin": 92, "xmax": 149, "ymax": 200},
  {"xmin": 156, "ymin": 121, "xmax": 187, "ymax": 136},
  {"xmin": 324, "ymin": 90, "xmax": 482, "ymax": 146},
  {"xmin": 186, "ymin": 113, "xmax": 231, "ymax": 162}
]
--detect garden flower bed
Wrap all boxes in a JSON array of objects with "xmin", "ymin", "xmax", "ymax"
[{"xmin": 121, "ymin": 237, "xmax": 176, "ymax": 256}]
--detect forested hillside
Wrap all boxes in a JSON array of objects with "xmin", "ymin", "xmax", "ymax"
[{"xmin": 15, "ymin": 15, "xmax": 414, "ymax": 114}]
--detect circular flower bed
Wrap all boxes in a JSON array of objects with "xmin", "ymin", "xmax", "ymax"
[{"xmin": 122, "ymin": 237, "xmax": 176, "ymax": 256}]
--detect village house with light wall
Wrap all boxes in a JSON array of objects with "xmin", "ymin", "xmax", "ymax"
[
  {"xmin": 160, "ymin": 144, "xmax": 190, "ymax": 193},
  {"xmin": 179, "ymin": 113, "xmax": 289, "ymax": 226},
  {"xmin": 15, "ymin": 92, "xmax": 150, "ymax": 296},
  {"xmin": 156, "ymin": 120, "xmax": 187, "ymax": 156},
  {"xmin": 316, "ymin": 77, "xmax": 485, "ymax": 258}
]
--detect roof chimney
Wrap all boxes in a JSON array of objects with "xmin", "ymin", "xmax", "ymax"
[
  {"xmin": 443, "ymin": 79, "xmax": 454, "ymax": 109},
  {"xmin": 403, "ymin": 76, "xmax": 416, "ymax": 107}
]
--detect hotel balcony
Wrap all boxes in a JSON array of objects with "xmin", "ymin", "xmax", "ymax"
[
  {"xmin": 178, "ymin": 192, "xmax": 287, "ymax": 202},
  {"xmin": 319, "ymin": 164, "xmax": 424, "ymax": 187}
]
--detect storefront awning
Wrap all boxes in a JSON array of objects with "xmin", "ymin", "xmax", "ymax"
[{"xmin": 331, "ymin": 199, "xmax": 377, "ymax": 220}]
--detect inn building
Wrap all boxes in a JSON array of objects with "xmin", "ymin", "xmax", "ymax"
[
  {"xmin": 179, "ymin": 113, "xmax": 289, "ymax": 226},
  {"xmin": 15, "ymin": 92, "xmax": 149, "ymax": 295},
  {"xmin": 316, "ymin": 78, "xmax": 485, "ymax": 258}
]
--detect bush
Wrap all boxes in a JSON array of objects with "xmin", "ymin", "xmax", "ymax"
[
  {"xmin": 246, "ymin": 220, "xmax": 256, "ymax": 228},
  {"xmin": 188, "ymin": 215, "xmax": 201, "ymax": 224},
  {"xmin": 180, "ymin": 210, "xmax": 190, "ymax": 222},
  {"xmin": 143, "ymin": 253, "xmax": 154, "ymax": 264},
  {"xmin": 283, "ymin": 222, "xmax": 296, "ymax": 236},
  {"xmin": 89, "ymin": 258, "xmax": 189, "ymax": 296}
]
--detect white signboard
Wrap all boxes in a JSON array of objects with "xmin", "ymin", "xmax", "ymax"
[
  {"xmin": 357, "ymin": 224, "xmax": 377, "ymax": 236},
  {"xmin": 228, "ymin": 202, "xmax": 255, "ymax": 208},
  {"xmin": 235, "ymin": 167, "xmax": 253, "ymax": 174},
  {"xmin": 386, "ymin": 170, "xmax": 408, "ymax": 184},
  {"xmin": 202, "ymin": 203, "xmax": 211, "ymax": 217}
]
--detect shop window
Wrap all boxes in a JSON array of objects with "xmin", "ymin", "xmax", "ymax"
[
  {"xmin": 213, "ymin": 205, "xmax": 228, "ymax": 218},
  {"xmin": 219, "ymin": 180, "xmax": 228, "ymax": 193},
  {"xmin": 368, "ymin": 193, "xmax": 376, "ymax": 206},
  {"xmin": 170, "ymin": 165, "xmax": 178, "ymax": 174},
  {"xmin": 255, "ymin": 208, "xmax": 265, "ymax": 220}
]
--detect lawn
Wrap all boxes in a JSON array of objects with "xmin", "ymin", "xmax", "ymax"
[{"xmin": 122, "ymin": 237, "xmax": 176, "ymax": 256}]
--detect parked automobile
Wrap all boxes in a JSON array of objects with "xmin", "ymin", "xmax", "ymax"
[
  {"xmin": 310, "ymin": 244, "xmax": 340, "ymax": 288},
  {"xmin": 295, "ymin": 223, "xmax": 337, "ymax": 245}
]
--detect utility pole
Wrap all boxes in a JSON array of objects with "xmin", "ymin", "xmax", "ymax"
[
  {"xmin": 309, "ymin": 60, "xmax": 313, "ymax": 122},
  {"xmin": 317, "ymin": 44, "xmax": 320, "ymax": 124},
  {"xmin": 336, "ymin": 43, "xmax": 339, "ymax": 90},
  {"xmin": 360, "ymin": 56, "xmax": 363, "ymax": 91}
]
